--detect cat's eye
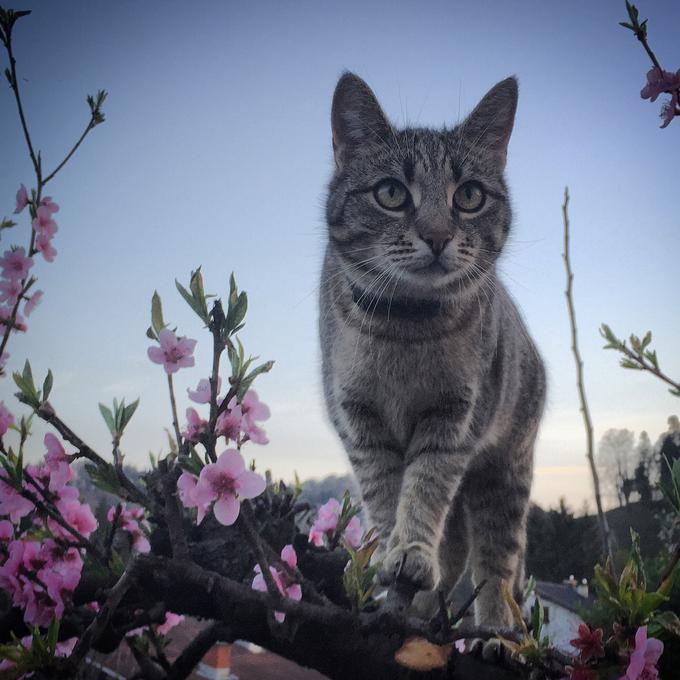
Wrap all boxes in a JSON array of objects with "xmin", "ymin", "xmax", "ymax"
[
  {"xmin": 453, "ymin": 181, "xmax": 486, "ymax": 213},
  {"xmin": 373, "ymin": 178, "xmax": 411, "ymax": 211}
]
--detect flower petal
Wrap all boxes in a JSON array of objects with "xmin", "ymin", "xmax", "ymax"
[
  {"xmin": 216, "ymin": 449, "xmax": 246, "ymax": 477},
  {"xmin": 236, "ymin": 470, "xmax": 266, "ymax": 499},
  {"xmin": 213, "ymin": 495, "xmax": 240, "ymax": 526}
]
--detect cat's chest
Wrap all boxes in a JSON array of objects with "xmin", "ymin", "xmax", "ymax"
[{"xmin": 334, "ymin": 320, "xmax": 479, "ymax": 441}]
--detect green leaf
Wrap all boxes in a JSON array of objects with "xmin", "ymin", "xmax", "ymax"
[
  {"xmin": 98, "ymin": 403, "xmax": 115, "ymax": 436},
  {"xmin": 151, "ymin": 291, "xmax": 166, "ymax": 336},
  {"xmin": 85, "ymin": 462, "xmax": 121, "ymax": 495},
  {"xmin": 46, "ymin": 617, "xmax": 59, "ymax": 653},
  {"xmin": 619, "ymin": 21, "xmax": 635, "ymax": 30},
  {"xmin": 531, "ymin": 595, "xmax": 544, "ymax": 642},
  {"xmin": 12, "ymin": 360, "xmax": 40, "ymax": 407},
  {"xmin": 239, "ymin": 360, "xmax": 275, "ymax": 398},
  {"xmin": 175, "ymin": 279, "xmax": 209, "ymax": 324},
  {"xmin": 121, "ymin": 398, "xmax": 140, "ymax": 430},
  {"xmin": 653, "ymin": 610, "xmax": 680, "ymax": 638},
  {"xmin": 42, "ymin": 370, "xmax": 53, "ymax": 402},
  {"xmin": 620, "ymin": 358, "xmax": 642, "ymax": 370},
  {"xmin": 0, "ymin": 217, "xmax": 17, "ymax": 230},
  {"xmin": 146, "ymin": 325, "xmax": 157, "ymax": 341}
]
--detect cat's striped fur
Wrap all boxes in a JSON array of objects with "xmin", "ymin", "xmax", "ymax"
[{"xmin": 319, "ymin": 73, "xmax": 546, "ymax": 626}]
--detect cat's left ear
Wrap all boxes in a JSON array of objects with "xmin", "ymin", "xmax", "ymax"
[
  {"xmin": 460, "ymin": 77, "xmax": 518, "ymax": 169},
  {"xmin": 331, "ymin": 72, "xmax": 392, "ymax": 170}
]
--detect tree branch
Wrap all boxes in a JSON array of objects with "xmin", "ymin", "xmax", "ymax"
[{"xmin": 562, "ymin": 187, "xmax": 614, "ymax": 564}]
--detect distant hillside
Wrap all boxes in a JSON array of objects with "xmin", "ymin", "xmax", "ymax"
[{"xmin": 527, "ymin": 499, "xmax": 666, "ymax": 582}]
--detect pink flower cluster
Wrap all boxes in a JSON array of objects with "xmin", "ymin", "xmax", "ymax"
[
  {"xmin": 0, "ymin": 185, "xmax": 53, "ymax": 337},
  {"xmin": 182, "ymin": 383, "xmax": 270, "ymax": 447},
  {"xmin": 0, "ymin": 246, "xmax": 42, "ymax": 335},
  {"xmin": 640, "ymin": 67, "xmax": 680, "ymax": 128},
  {"xmin": 308, "ymin": 498, "xmax": 362, "ymax": 548},
  {"xmin": 0, "ymin": 537, "xmax": 84, "ymax": 627},
  {"xmin": 107, "ymin": 503, "xmax": 151, "ymax": 553},
  {"xmin": 251, "ymin": 544, "xmax": 301, "ymax": 623},
  {"xmin": 0, "ymin": 433, "xmax": 96, "ymax": 628},
  {"xmin": 0, "ymin": 634, "xmax": 77, "ymax": 675},
  {"xmin": 32, "ymin": 195, "xmax": 60, "ymax": 263},
  {"xmin": 177, "ymin": 448, "xmax": 266, "ymax": 526}
]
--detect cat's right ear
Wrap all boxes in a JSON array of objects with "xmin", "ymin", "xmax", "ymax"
[{"xmin": 331, "ymin": 72, "xmax": 392, "ymax": 169}]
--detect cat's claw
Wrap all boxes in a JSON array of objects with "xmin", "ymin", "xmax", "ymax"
[{"xmin": 378, "ymin": 543, "xmax": 439, "ymax": 591}]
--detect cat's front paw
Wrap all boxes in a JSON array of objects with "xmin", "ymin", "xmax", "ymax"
[{"xmin": 378, "ymin": 541, "xmax": 439, "ymax": 591}]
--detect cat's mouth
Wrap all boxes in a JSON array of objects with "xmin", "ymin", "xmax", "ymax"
[{"xmin": 413, "ymin": 260, "xmax": 450, "ymax": 276}]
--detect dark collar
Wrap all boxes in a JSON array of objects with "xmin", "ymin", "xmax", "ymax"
[{"xmin": 350, "ymin": 285, "xmax": 445, "ymax": 321}]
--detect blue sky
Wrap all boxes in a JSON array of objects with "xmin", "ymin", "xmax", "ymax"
[{"xmin": 1, "ymin": 0, "xmax": 678, "ymax": 510}]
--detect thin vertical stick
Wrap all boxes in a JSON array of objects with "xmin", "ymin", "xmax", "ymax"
[{"xmin": 562, "ymin": 187, "xmax": 614, "ymax": 564}]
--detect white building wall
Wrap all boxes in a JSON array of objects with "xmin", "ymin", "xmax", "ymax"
[{"xmin": 524, "ymin": 593, "xmax": 584, "ymax": 653}]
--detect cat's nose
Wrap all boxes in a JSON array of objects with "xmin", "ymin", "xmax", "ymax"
[{"xmin": 419, "ymin": 233, "xmax": 452, "ymax": 256}]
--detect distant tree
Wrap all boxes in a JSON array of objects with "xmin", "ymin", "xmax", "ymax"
[
  {"xmin": 526, "ymin": 499, "xmax": 598, "ymax": 581},
  {"xmin": 598, "ymin": 429, "xmax": 636, "ymax": 507},
  {"xmin": 659, "ymin": 415, "xmax": 680, "ymax": 491}
]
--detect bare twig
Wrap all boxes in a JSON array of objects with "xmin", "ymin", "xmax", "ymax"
[
  {"xmin": 167, "ymin": 374, "xmax": 183, "ymax": 451},
  {"xmin": 70, "ymin": 555, "xmax": 139, "ymax": 666},
  {"xmin": 166, "ymin": 622, "xmax": 231, "ymax": 680},
  {"xmin": 562, "ymin": 187, "xmax": 614, "ymax": 564},
  {"xmin": 450, "ymin": 579, "xmax": 486, "ymax": 627},
  {"xmin": 35, "ymin": 401, "xmax": 152, "ymax": 508}
]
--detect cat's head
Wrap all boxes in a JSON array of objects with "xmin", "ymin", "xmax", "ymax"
[{"xmin": 326, "ymin": 72, "xmax": 517, "ymax": 299}]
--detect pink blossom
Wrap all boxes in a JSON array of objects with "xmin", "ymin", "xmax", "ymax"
[
  {"xmin": 35, "ymin": 230, "xmax": 57, "ymax": 262},
  {"xmin": 215, "ymin": 402, "xmax": 243, "ymax": 442},
  {"xmin": 43, "ymin": 433, "xmax": 74, "ymax": 492},
  {"xmin": 640, "ymin": 67, "xmax": 680, "ymax": 102},
  {"xmin": 312, "ymin": 498, "xmax": 341, "ymax": 534},
  {"xmin": 40, "ymin": 196, "xmax": 59, "ymax": 214},
  {"xmin": 0, "ymin": 305, "xmax": 26, "ymax": 333},
  {"xmin": 192, "ymin": 449, "xmax": 266, "ymax": 526},
  {"xmin": 24, "ymin": 290, "xmax": 43, "ymax": 317},
  {"xmin": 0, "ymin": 402, "xmax": 13, "ymax": 436},
  {"xmin": 0, "ymin": 247, "xmax": 33, "ymax": 282},
  {"xmin": 177, "ymin": 471, "xmax": 211, "ymax": 524},
  {"xmin": 252, "ymin": 544, "xmax": 301, "ymax": 623},
  {"xmin": 240, "ymin": 390, "xmax": 270, "ymax": 444},
  {"xmin": 343, "ymin": 515, "xmax": 363, "ymax": 548},
  {"xmin": 218, "ymin": 390, "xmax": 270, "ymax": 444},
  {"xmin": 619, "ymin": 626, "xmax": 664, "ymax": 680},
  {"xmin": 157, "ymin": 612, "xmax": 184, "ymax": 635},
  {"xmin": 660, "ymin": 92, "xmax": 679, "ymax": 129},
  {"xmin": 13, "ymin": 184, "xmax": 28, "ymax": 214},
  {"xmin": 147, "ymin": 328, "xmax": 196, "ymax": 374},
  {"xmin": 0, "ymin": 277, "xmax": 21, "ymax": 305},
  {"xmin": 50, "ymin": 500, "xmax": 97, "ymax": 539},
  {"xmin": 40, "ymin": 540, "xmax": 83, "ymax": 591},
  {"xmin": 308, "ymin": 498, "xmax": 362, "ymax": 548},
  {"xmin": 32, "ymin": 205, "xmax": 58, "ymax": 237},
  {"xmin": 188, "ymin": 377, "xmax": 221, "ymax": 404},
  {"xmin": 0, "ymin": 520, "xmax": 13, "ymax": 540},
  {"xmin": 107, "ymin": 503, "xmax": 150, "ymax": 553},
  {"xmin": 0, "ymin": 476, "xmax": 35, "ymax": 522},
  {"xmin": 183, "ymin": 407, "xmax": 208, "ymax": 442}
]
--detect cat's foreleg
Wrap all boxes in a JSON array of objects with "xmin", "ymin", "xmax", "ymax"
[
  {"xmin": 379, "ymin": 395, "xmax": 473, "ymax": 591},
  {"xmin": 337, "ymin": 396, "xmax": 403, "ymax": 545},
  {"xmin": 465, "ymin": 448, "xmax": 532, "ymax": 628}
]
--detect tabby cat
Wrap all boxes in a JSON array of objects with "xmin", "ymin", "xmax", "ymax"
[{"xmin": 319, "ymin": 72, "xmax": 546, "ymax": 626}]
